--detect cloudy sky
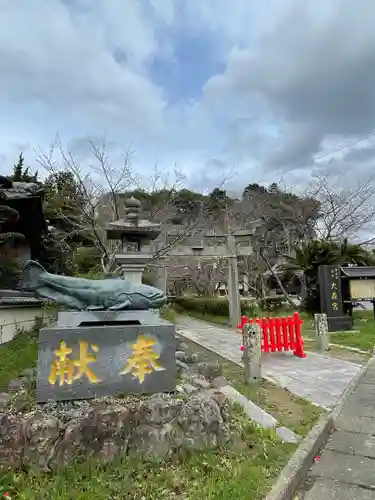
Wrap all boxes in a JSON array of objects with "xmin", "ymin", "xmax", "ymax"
[{"xmin": 1, "ymin": 0, "xmax": 375, "ymax": 192}]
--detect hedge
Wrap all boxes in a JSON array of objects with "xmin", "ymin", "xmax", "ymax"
[
  {"xmin": 174, "ymin": 296, "xmax": 295, "ymax": 316},
  {"xmin": 174, "ymin": 297, "xmax": 256, "ymax": 317}
]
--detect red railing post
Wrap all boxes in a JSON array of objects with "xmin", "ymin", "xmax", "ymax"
[
  {"xmin": 287, "ymin": 315, "xmax": 296, "ymax": 350},
  {"xmin": 275, "ymin": 317, "xmax": 282, "ymax": 351},
  {"xmin": 261, "ymin": 318, "xmax": 270, "ymax": 352},
  {"xmin": 292, "ymin": 312, "xmax": 306, "ymax": 358},
  {"xmin": 268, "ymin": 317, "xmax": 276, "ymax": 352},
  {"xmin": 281, "ymin": 316, "xmax": 289, "ymax": 351}
]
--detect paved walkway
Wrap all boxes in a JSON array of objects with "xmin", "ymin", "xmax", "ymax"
[
  {"xmin": 303, "ymin": 359, "xmax": 375, "ymax": 499},
  {"xmin": 176, "ymin": 316, "xmax": 361, "ymax": 409}
]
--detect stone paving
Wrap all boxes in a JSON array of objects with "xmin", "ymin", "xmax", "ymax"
[
  {"xmin": 176, "ymin": 315, "xmax": 362, "ymax": 409},
  {"xmin": 301, "ymin": 358, "xmax": 375, "ymax": 499}
]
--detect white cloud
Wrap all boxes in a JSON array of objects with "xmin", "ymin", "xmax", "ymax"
[{"xmin": 1, "ymin": 0, "xmax": 375, "ymax": 192}]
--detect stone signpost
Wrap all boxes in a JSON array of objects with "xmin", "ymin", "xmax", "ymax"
[
  {"xmin": 314, "ymin": 313, "xmax": 329, "ymax": 353},
  {"xmin": 242, "ymin": 323, "xmax": 261, "ymax": 384},
  {"xmin": 318, "ymin": 265, "xmax": 352, "ymax": 332}
]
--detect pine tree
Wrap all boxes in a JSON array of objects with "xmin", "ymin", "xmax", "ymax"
[
  {"xmin": 12, "ymin": 153, "xmax": 24, "ymax": 181},
  {"xmin": 11, "ymin": 153, "xmax": 38, "ymax": 182}
]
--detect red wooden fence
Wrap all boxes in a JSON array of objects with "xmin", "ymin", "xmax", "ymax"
[{"xmin": 238, "ymin": 311, "xmax": 306, "ymax": 358}]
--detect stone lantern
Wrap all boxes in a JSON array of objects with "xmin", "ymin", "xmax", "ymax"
[{"xmin": 105, "ymin": 197, "xmax": 161, "ymax": 284}]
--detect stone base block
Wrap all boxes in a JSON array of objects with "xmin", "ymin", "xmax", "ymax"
[
  {"xmin": 327, "ymin": 315, "xmax": 353, "ymax": 332},
  {"xmin": 36, "ymin": 321, "xmax": 176, "ymax": 403}
]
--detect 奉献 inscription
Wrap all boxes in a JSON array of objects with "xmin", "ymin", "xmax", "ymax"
[{"xmin": 36, "ymin": 321, "xmax": 176, "ymax": 402}]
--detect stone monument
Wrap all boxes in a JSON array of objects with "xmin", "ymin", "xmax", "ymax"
[
  {"xmin": 105, "ymin": 197, "xmax": 161, "ymax": 283},
  {"xmin": 19, "ymin": 230, "xmax": 176, "ymax": 402},
  {"xmin": 317, "ymin": 265, "xmax": 352, "ymax": 332}
]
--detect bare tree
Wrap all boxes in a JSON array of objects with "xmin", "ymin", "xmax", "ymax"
[
  {"xmin": 36, "ymin": 136, "xmax": 232, "ymax": 274},
  {"xmin": 307, "ymin": 171, "xmax": 375, "ymax": 243},
  {"xmin": 237, "ymin": 185, "xmax": 318, "ymax": 302}
]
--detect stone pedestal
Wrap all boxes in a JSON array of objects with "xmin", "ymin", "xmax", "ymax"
[
  {"xmin": 36, "ymin": 311, "xmax": 176, "ymax": 402},
  {"xmin": 113, "ymin": 253, "xmax": 153, "ymax": 285}
]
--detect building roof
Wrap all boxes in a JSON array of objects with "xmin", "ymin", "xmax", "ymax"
[
  {"xmin": 341, "ymin": 266, "xmax": 375, "ymax": 278},
  {"xmin": 0, "ymin": 290, "xmax": 47, "ymax": 306},
  {"xmin": 0, "ymin": 180, "xmax": 44, "ymax": 200}
]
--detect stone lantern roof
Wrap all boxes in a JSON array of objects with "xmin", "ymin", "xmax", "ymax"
[{"xmin": 105, "ymin": 197, "xmax": 161, "ymax": 241}]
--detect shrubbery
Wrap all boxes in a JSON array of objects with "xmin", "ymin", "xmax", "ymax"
[
  {"xmin": 258, "ymin": 296, "xmax": 286, "ymax": 312},
  {"xmin": 174, "ymin": 296, "xmax": 256, "ymax": 317}
]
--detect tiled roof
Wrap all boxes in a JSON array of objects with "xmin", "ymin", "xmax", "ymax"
[{"xmin": 341, "ymin": 266, "xmax": 375, "ymax": 278}]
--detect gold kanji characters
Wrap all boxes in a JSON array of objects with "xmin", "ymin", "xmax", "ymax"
[
  {"xmin": 49, "ymin": 340, "xmax": 101, "ymax": 386},
  {"xmin": 121, "ymin": 335, "xmax": 164, "ymax": 383}
]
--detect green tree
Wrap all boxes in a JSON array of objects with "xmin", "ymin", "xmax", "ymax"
[
  {"xmin": 242, "ymin": 183, "xmax": 267, "ymax": 197},
  {"xmin": 279, "ymin": 238, "xmax": 373, "ymax": 312},
  {"xmin": 11, "ymin": 153, "xmax": 38, "ymax": 182}
]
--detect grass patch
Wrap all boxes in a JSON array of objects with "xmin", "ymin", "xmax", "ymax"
[
  {"xmin": 180, "ymin": 309, "xmax": 230, "ymax": 326},
  {"xmin": 160, "ymin": 304, "xmax": 177, "ymax": 323},
  {"xmin": 180, "ymin": 337, "xmax": 322, "ymax": 437},
  {"xmin": 302, "ymin": 310, "xmax": 375, "ymax": 353},
  {"xmin": 0, "ymin": 329, "xmax": 38, "ymax": 391}
]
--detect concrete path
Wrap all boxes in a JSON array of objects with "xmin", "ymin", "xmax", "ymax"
[
  {"xmin": 176, "ymin": 315, "xmax": 361, "ymax": 409},
  {"xmin": 303, "ymin": 359, "xmax": 375, "ymax": 499}
]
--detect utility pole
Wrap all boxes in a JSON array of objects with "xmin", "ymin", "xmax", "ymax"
[{"xmin": 226, "ymin": 233, "xmax": 241, "ymax": 328}]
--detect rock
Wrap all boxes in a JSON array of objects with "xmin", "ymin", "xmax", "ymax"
[
  {"xmin": 176, "ymin": 350, "xmax": 189, "ymax": 361},
  {"xmin": 186, "ymin": 353, "xmax": 200, "ymax": 363},
  {"xmin": 128, "ymin": 423, "xmax": 182, "ymax": 460},
  {"xmin": 0, "ymin": 392, "xmax": 231, "ymax": 470},
  {"xmin": 0, "ymin": 393, "xmax": 10, "ymax": 410},
  {"xmin": 53, "ymin": 404, "xmax": 139, "ymax": 467},
  {"xmin": 0, "ymin": 413, "xmax": 25, "ymax": 468},
  {"xmin": 176, "ymin": 351, "xmax": 200, "ymax": 364},
  {"xmin": 23, "ymin": 411, "xmax": 61, "ymax": 470},
  {"xmin": 209, "ymin": 390, "xmax": 230, "ymax": 416},
  {"xmin": 176, "ymin": 359, "xmax": 189, "ymax": 373},
  {"xmin": 181, "ymin": 383, "xmax": 198, "ymax": 394},
  {"xmin": 175, "ymin": 336, "xmax": 183, "ymax": 349},
  {"xmin": 178, "ymin": 342, "xmax": 189, "ymax": 352},
  {"xmin": 40, "ymin": 399, "xmax": 92, "ymax": 424},
  {"xmin": 138, "ymin": 394, "xmax": 183, "ymax": 425},
  {"xmin": 193, "ymin": 378, "xmax": 210, "ymax": 390},
  {"xmin": 8, "ymin": 377, "xmax": 31, "ymax": 394},
  {"xmin": 197, "ymin": 362, "xmax": 222, "ymax": 381},
  {"xmin": 211, "ymin": 375, "xmax": 229, "ymax": 388},
  {"xmin": 177, "ymin": 392, "xmax": 230, "ymax": 450},
  {"xmin": 20, "ymin": 368, "xmax": 36, "ymax": 380},
  {"xmin": 8, "ymin": 390, "xmax": 34, "ymax": 413}
]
